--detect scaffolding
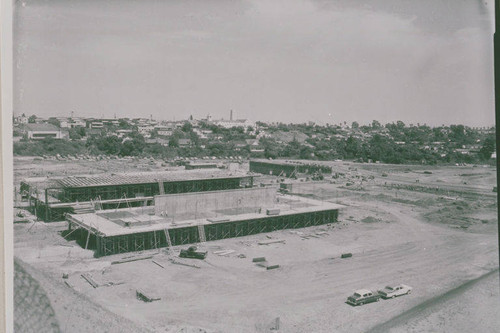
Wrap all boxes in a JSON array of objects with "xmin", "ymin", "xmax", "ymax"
[
  {"xmin": 68, "ymin": 208, "xmax": 338, "ymax": 257},
  {"xmin": 21, "ymin": 174, "xmax": 254, "ymax": 222},
  {"xmin": 249, "ymin": 160, "xmax": 332, "ymax": 177}
]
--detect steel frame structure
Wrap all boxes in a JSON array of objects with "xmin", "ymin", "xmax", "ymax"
[
  {"xmin": 250, "ymin": 160, "xmax": 332, "ymax": 177},
  {"xmin": 22, "ymin": 176, "xmax": 254, "ymax": 222},
  {"xmin": 74, "ymin": 209, "xmax": 339, "ymax": 257}
]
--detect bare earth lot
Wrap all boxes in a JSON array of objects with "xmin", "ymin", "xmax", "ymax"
[{"xmin": 14, "ymin": 157, "xmax": 499, "ymax": 332}]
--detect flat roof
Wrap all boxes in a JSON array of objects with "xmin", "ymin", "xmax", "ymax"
[
  {"xmin": 251, "ymin": 159, "xmax": 331, "ymax": 167},
  {"xmin": 53, "ymin": 170, "xmax": 251, "ymax": 188},
  {"xmin": 26, "ymin": 123, "xmax": 60, "ymax": 132},
  {"xmin": 66, "ymin": 194, "xmax": 343, "ymax": 237}
]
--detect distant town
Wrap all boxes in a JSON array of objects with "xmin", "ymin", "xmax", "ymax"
[{"xmin": 12, "ymin": 111, "xmax": 496, "ymax": 165}]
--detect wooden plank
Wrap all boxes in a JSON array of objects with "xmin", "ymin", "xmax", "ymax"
[
  {"xmin": 84, "ymin": 230, "xmax": 91, "ymax": 249},
  {"xmin": 258, "ymin": 239, "xmax": 285, "ymax": 245},
  {"xmin": 169, "ymin": 258, "xmax": 200, "ymax": 269},
  {"xmin": 81, "ymin": 273, "xmax": 99, "ymax": 288},
  {"xmin": 111, "ymin": 255, "xmax": 153, "ymax": 265},
  {"xmin": 252, "ymin": 257, "xmax": 266, "ymax": 262},
  {"xmin": 152, "ymin": 260, "xmax": 164, "ymax": 268},
  {"xmin": 213, "ymin": 250, "xmax": 235, "ymax": 256}
]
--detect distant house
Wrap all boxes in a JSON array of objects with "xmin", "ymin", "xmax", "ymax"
[
  {"xmin": 116, "ymin": 129, "xmax": 133, "ymax": 138},
  {"xmin": 145, "ymin": 138, "xmax": 169, "ymax": 146},
  {"xmin": 211, "ymin": 116, "xmax": 256, "ymax": 130},
  {"xmin": 88, "ymin": 121, "xmax": 104, "ymax": 129},
  {"xmin": 69, "ymin": 118, "xmax": 86, "ymax": 128},
  {"xmin": 178, "ymin": 138, "xmax": 192, "ymax": 147},
  {"xmin": 26, "ymin": 123, "xmax": 65, "ymax": 140},
  {"xmin": 234, "ymin": 141, "xmax": 247, "ymax": 148},
  {"xmin": 137, "ymin": 125, "xmax": 154, "ymax": 138},
  {"xmin": 245, "ymin": 139, "xmax": 260, "ymax": 146},
  {"xmin": 14, "ymin": 114, "xmax": 28, "ymax": 124},
  {"xmin": 86, "ymin": 128, "xmax": 102, "ymax": 136},
  {"xmin": 154, "ymin": 126, "xmax": 173, "ymax": 137},
  {"xmin": 250, "ymin": 146, "xmax": 265, "ymax": 153},
  {"xmin": 101, "ymin": 119, "xmax": 120, "ymax": 126}
]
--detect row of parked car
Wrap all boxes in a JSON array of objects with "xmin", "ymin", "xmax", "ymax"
[{"xmin": 346, "ymin": 284, "xmax": 412, "ymax": 306}]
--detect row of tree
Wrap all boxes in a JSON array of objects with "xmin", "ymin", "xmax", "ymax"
[{"xmin": 13, "ymin": 120, "xmax": 496, "ymax": 165}]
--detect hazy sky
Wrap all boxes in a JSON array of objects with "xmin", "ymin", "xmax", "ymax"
[{"xmin": 14, "ymin": 0, "xmax": 495, "ymax": 126}]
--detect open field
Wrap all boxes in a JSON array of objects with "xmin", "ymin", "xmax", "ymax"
[{"xmin": 13, "ymin": 157, "xmax": 499, "ymax": 332}]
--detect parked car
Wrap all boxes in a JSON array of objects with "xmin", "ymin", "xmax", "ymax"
[
  {"xmin": 378, "ymin": 284, "xmax": 412, "ymax": 299},
  {"xmin": 346, "ymin": 289, "xmax": 381, "ymax": 306}
]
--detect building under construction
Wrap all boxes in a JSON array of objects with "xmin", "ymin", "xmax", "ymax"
[
  {"xmin": 20, "ymin": 170, "xmax": 254, "ymax": 222},
  {"xmin": 249, "ymin": 160, "xmax": 332, "ymax": 178},
  {"xmin": 65, "ymin": 187, "xmax": 341, "ymax": 257}
]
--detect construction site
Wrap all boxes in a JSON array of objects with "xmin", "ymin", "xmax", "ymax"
[
  {"xmin": 19, "ymin": 169, "xmax": 254, "ymax": 222},
  {"xmin": 65, "ymin": 187, "xmax": 340, "ymax": 257},
  {"xmin": 13, "ymin": 157, "xmax": 499, "ymax": 332},
  {"xmin": 249, "ymin": 159, "xmax": 332, "ymax": 178}
]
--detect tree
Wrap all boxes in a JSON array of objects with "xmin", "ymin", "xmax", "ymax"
[
  {"xmin": 28, "ymin": 115, "xmax": 37, "ymax": 123},
  {"xmin": 90, "ymin": 135, "xmax": 121, "ymax": 155},
  {"xmin": 69, "ymin": 128, "xmax": 82, "ymax": 140},
  {"xmin": 479, "ymin": 135, "xmax": 495, "ymax": 160},
  {"xmin": 118, "ymin": 119, "xmax": 132, "ymax": 129},
  {"xmin": 47, "ymin": 118, "xmax": 61, "ymax": 127},
  {"xmin": 168, "ymin": 136, "xmax": 179, "ymax": 148},
  {"xmin": 181, "ymin": 122, "xmax": 192, "ymax": 133},
  {"xmin": 351, "ymin": 121, "xmax": 359, "ymax": 129},
  {"xmin": 299, "ymin": 146, "xmax": 314, "ymax": 159},
  {"xmin": 371, "ymin": 120, "xmax": 381, "ymax": 129},
  {"xmin": 344, "ymin": 136, "xmax": 360, "ymax": 159}
]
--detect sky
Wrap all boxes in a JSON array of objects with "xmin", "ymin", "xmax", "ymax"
[{"xmin": 14, "ymin": 0, "xmax": 495, "ymax": 126}]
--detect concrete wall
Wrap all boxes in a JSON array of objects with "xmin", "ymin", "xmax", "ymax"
[{"xmin": 154, "ymin": 187, "xmax": 277, "ymax": 217}]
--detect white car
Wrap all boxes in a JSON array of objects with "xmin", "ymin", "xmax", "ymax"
[{"xmin": 378, "ymin": 284, "xmax": 412, "ymax": 299}]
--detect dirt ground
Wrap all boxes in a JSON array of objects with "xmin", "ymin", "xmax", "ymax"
[{"xmin": 13, "ymin": 157, "xmax": 499, "ymax": 332}]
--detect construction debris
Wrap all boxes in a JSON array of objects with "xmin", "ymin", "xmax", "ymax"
[
  {"xmin": 111, "ymin": 255, "xmax": 154, "ymax": 265},
  {"xmin": 136, "ymin": 289, "xmax": 160, "ymax": 302},
  {"xmin": 169, "ymin": 258, "xmax": 201, "ymax": 269},
  {"xmin": 81, "ymin": 273, "xmax": 99, "ymax": 288},
  {"xmin": 152, "ymin": 260, "xmax": 165, "ymax": 268},
  {"xmin": 213, "ymin": 250, "xmax": 235, "ymax": 256},
  {"xmin": 271, "ymin": 317, "xmax": 280, "ymax": 331},
  {"xmin": 301, "ymin": 234, "xmax": 320, "ymax": 239},
  {"xmin": 266, "ymin": 265, "xmax": 280, "ymax": 270},
  {"xmin": 252, "ymin": 257, "xmax": 266, "ymax": 262},
  {"xmin": 102, "ymin": 281, "xmax": 125, "ymax": 287},
  {"xmin": 258, "ymin": 239, "xmax": 285, "ymax": 245}
]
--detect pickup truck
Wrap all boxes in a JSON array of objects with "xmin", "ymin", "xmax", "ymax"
[{"xmin": 346, "ymin": 289, "xmax": 381, "ymax": 306}]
